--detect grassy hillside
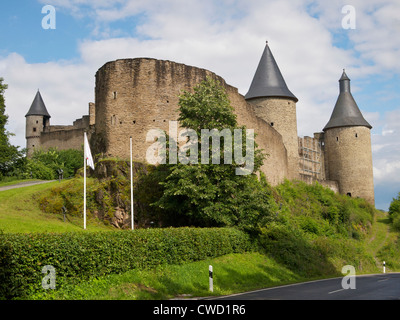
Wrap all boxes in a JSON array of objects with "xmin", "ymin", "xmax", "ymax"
[
  {"xmin": 0, "ymin": 176, "xmax": 398, "ymax": 300},
  {"xmin": 0, "ymin": 180, "xmax": 112, "ymax": 233}
]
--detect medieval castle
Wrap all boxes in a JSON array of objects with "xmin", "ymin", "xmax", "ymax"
[{"xmin": 25, "ymin": 42, "xmax": 375, "ymax": 205}]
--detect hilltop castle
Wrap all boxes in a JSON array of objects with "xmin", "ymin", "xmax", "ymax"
[{"xmin": 25, "ymin": 42, "xmax": 375, "ymax": 205}]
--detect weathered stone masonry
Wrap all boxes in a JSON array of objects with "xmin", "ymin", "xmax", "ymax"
[{"xmin": 25, "ymin": 43, "xmax": 375, "ymax": 205}]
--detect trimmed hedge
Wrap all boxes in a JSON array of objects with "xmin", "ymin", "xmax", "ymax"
[{"xmin": 0, "ymin": 227, "xmax": 252, "ymax": 299}]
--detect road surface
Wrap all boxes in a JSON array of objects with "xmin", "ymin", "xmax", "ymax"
[
  {"xmin": 215, "ymin": 273, "xmax": 400, "ymax": 300},
  {"xmin": 0, "ymin": 180, "xmax": 55, "ymax": 192}
]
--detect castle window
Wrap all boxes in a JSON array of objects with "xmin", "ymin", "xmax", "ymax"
[
  {"xmin": 33, "ymin": 127, "xmax": 37, "ymax": 132},
  {"xmin": 270, "ymin": 122, "xmax": 274, "ymax": 127},
  {"xmin": 355, "ymin": 133, "xmax": 358, "ymax": 138},
  {"xmin": 111, "ymin": 115, "xmax": 116, "ymax": 125},
  {"xmin": 336, "ymin": 137, "xmax": 339, "ymax": 142},
  {"xmin": 36, "ymin": 120, "xmax": 39, "ymax": 124},
  {"xmin": 133, "ymin": 120, "xmax": 136, "ymax": 124},
  {"xmin": 113, "ymin": 92, "xmax": 117, "ymax": 99}
]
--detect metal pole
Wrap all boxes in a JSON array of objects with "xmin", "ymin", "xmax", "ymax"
[{"xmin": 130, "ymin": 136, "xmax": 134, "ymax": 230}]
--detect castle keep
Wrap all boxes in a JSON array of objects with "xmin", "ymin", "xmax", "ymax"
[{"xmin": 25, "ymin": 42, "xmax": 375, "ymax": 205}]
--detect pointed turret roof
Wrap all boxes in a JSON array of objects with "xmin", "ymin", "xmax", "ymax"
[
  {"xmin": 245, "ymin": 42, "xmax": 298, "ymax": 102},
  {"xmin": 25, "ymin": 90, "xmax": 51, "ymax": 118},
  {"xmin": 323, "ymin": 70, "xmax": 371, "ymax": 131}
]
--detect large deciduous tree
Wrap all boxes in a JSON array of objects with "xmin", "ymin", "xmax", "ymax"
[{"xmin": 154, "ymin": 77, "xmax": 274, "ymax": 231}]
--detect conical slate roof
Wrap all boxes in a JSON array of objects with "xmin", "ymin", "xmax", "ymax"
[
  {"xmin": 323, "ymin": 70, "xmax": 371, "ymax": 131},
  {"xmin": 245, "ymin": 42, "xmax": 298, "ymax": 102},
  {"xmin": 25, "ymin": 90, "xmax": 51, "ymax": 118}
]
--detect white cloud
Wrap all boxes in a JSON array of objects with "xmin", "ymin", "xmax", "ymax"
[
  {"xmin": 2, "ymin": 0, "xmax": 400, "ymax": 209},
  {"xmin": 1, "ymin": 53, "xmax": 95, "ymax": 149},
  {"xmin": 372, "ymin": 109, "xmax": 400, "ymax": 188}
]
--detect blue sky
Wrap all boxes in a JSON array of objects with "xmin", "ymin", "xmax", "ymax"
[{"xmin": 0, "ymin": 0, "xmax": 399, "ymax": 210}]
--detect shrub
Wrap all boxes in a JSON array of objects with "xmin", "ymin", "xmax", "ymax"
[
  {"xmin": 389, "ymin": 192, "xmax": 400, "ymax": 231},
  {"xmin": 0, "ymin": 227, "xmax": 252, "ymax": 299}
]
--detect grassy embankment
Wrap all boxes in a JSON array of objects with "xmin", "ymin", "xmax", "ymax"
[{"xmin": 0, "ymin": 179, "xmax": 398, "ymax": 299}]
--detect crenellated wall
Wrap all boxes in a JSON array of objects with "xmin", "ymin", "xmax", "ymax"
[
  {"xmin": 25, "ymin": 56, "xmax": 375, "ymax": 204},
  {"xmin": 93, "ymin": 58, "xmax": 289, "ymax": 185}
]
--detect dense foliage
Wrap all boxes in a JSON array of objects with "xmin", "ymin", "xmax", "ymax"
[
  {"xmin": 153, "ymin": 77, "xmax": 269, "ymax": 229},
  {"xmin": 0, "ymin": 77, "xmax": 25, "ymax": 179},
  {"xmin": 0, "ymin": 228, "xmax": 252, "ymax": 299},
  {"xmin": 25, "ymin": 148, "xmax": 84, "ymax": 180},
  {"xmin": 258, "ymin": 180, "xmax": 377, "ymax": 277},
  {"xmin": 377, "ymin": 192, "xmax": 400, "ymax": 271},
  {"xmin": 388, "ymin": 192, "xmax": 400, "ymax": 231}
]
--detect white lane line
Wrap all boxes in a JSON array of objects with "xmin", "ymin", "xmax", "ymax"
[{"xmin": 328, "ymin": 288, "xmax": 346, "ymax": 294}]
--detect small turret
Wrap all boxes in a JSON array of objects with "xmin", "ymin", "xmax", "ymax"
[
  {"xmin": 323, "ymin": 70, "xmax": 374, "ymax": 205},
  {"xmin": 245, "ymin": 42, "xmax": 299, "ymax": 179},
  {"xmin": 25, "ymin": 90, "xmax": 51, "ymax": 157},
  {"xmin": 245, "ymin": 41, "xmax": 298, "ymax": 102},
  {"xmin": 323, "ymin": 69, "xmax": 371, "ymax": 131}
]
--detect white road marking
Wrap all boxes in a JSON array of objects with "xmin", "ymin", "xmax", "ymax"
[{"xmin": 328, "ymin": 288, "xmax": 347, "ymax": 294}]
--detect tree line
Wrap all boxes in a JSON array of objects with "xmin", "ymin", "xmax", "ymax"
[{"xmin": 0, "ymin": 77, "xmax": 83, "ymax": 181}]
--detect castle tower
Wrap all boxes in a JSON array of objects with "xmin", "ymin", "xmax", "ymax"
[
  {"xmin": 245, "ymin": 42, "xmax": 299, "ymax": 179},
  {"xmin": 323, "ymin": 70, "xmax": 374, "ymax": 205},
  {"xmin": 25, "ymin": 90, "xmax": 51, "ymax": 157}
]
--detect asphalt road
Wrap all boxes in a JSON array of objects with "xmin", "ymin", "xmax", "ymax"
[
  {"xmin": 215, "ymin": 273, "xmax": 400, "ymax": 300},
  {"xmin": 0, "ymin": 180, "xmax": 55, "ymax": 192}
]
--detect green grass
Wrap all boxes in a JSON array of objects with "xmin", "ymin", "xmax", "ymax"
[
  {"xmin": 2, "ymin": 179, "xmax": 399, "ymax": 300},
  {"xmin": 31, "ymin": 212, "xmax": 396, "ymax": 300},
  {"xmin": 0, "ymin": 180, "xmax": 112, "ymax": 233},
  {"xmin": 31, "ymin": 252, "xmax": 304, "ymax": 300}
]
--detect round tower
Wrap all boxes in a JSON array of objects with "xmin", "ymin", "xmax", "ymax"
[
  {"xmin": 245, "ymin": 42, "xmax": 299, "ymax": 179},
  {"xmin": 25, "ymin": 90, "xmax": 51, "ymax": 157},
  {"xmin": 323, "ymin": 70, "xmax": 374, "ymax": 205}
]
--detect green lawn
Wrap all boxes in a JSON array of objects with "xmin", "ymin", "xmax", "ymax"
[
  {"xmin": 2, "ymin": 180, "xmax": 398, "ymax": 300},
  {"xmin": 0, "ymin": 180, "xmax": 111, "ymax": 233},
  {"xmin": 364, "ymin": 210, "xmax": 398, "ymax": 272},
  {"xmin": 31, "ymin": 251, "xmax": 306, "ymax": 300}
]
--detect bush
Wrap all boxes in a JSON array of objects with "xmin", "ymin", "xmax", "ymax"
[
  {"xmin": 21, "ymin": 148, "xmax": 84, "ymax": 181},
  {"xmin": 0, "ymin": 227, "xmax": 252, "ymax": 299},
  {"xmin": 389, "ymin": 192, "xmax": 400, "ymax": 231}
]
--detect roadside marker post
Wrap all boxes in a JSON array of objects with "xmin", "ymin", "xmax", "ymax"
[
  {"xmin": 209, "ymin": 265, "xmax": 213, "ymax": 292},
  {"xmin": 383, "ymin": 261, "xmax": 386, "ymax": 273}
]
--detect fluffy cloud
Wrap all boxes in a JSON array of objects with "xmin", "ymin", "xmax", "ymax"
[
  {"xmin": 0, "ymin": 53, "xmax": 95, "ymax": 148},
  {"xmin": 2, "ymin": 0, "xmax": 399, "ymax": 209}
]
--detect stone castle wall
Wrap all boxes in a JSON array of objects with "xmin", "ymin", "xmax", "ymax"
[
  {"xmin": 324, "ymin": 126, "xmax": 374, "ymax": 204},
  {"xmin": 247, "ymin": 97, "xmax": 299, "ymax": 180},
  {"xmin": 93, "ymin": 58, "xmax": 289, "ymax": 185},
  {"xmin": 26, "ymin": 57, "xmax": 375, "ymax": 205},
  {"xmin": 32, "ymin": 104, "xmax": 95, "ymax": 152}
]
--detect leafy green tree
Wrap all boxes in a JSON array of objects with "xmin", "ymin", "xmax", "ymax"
[
  {"xmin": 389, "ymin": 192, "xmax": 400, "ymax": 231},
  {"xmin": 0, "ymin": 78, "xmax": 24, "ymax": 178},
  {"xmin": 154, "ymin": 77, "xmax": 272, "ymax": 231},
  {"xmin": 26, "ymin": 148, "xmax": 84, "ymax": 180}
]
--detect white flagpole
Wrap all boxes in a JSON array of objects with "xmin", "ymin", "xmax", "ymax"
[
  {"xmin": 84, "ymin": 132, "xmax": 87, "ymax": 230},
  {"xmin": 130, "ymin": 136, "xmax": 134, "ymax": 230}
]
